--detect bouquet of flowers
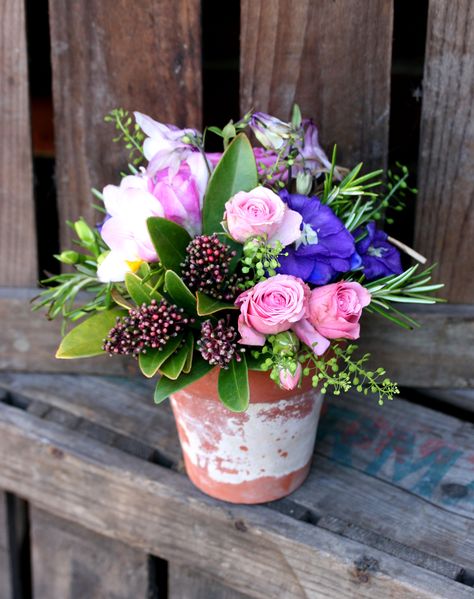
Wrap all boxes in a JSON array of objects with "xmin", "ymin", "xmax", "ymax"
[{"xmin": 34, "ymin": 106, "xmax": 443, "ymax": 412}]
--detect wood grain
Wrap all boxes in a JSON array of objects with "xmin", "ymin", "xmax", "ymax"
[
  {"xmin": 0, "ymin": 402, "xmax": 471, "ymax": 599},
  {"xmin": 240, "ymin": 0, "xmax": 393, "ymax": 171},
  {"xmin": 9, "ymin": 287, "xmax": 474, "ymax": 387},
  {"xmin": 415, "ymin": 0, "xmax": 474, "ymax": 303},
  {"xmin": 1, "ymin": 373, "xmax": 474, "ymax": 579},
  {"xmin": 169, "ymin": 564, "xmax": 252, "ymax": 599},
  {"xmin": 31, "ymin": 507, "xmax": 149, "ymax": 599},
  {"xmin": 0, "ymin": 0, "xmax": 37, "ymax": 285},
  {"xmin": 48, "ymin": 0, "xmax": 202, "ymax": 250},
  {"xmin": 0, "ymin": 493, "xmax": 12, "ymax": 599}
]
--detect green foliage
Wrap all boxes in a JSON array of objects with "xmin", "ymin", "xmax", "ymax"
[
  {"xmin": 196, "ymin": 292, "xmax": 237, "ymax": 316},
  {"xmin": 32, "ymin": 219, "xmax": 118, "ymax": 327},
  {"xmin": 239, "ymin": 237, "xmax": 283, "ymax": 288},
  {"xmin": 217, "ymin": 354, "xmax": 249, "ymax": 412},
  {"xmin": 138, "ymin": 335, "xmax": 184, "ymax": 378},
  {"xmin": 164, "ymin": 270, "xmax": 197, "ymax": 316},
  {"xmin": 104, "ymin": 108, "xmax": 145, "ymax": 166},
  {"xmin": 56, "ymin": 307, "xmax": 126, "ymax": 359},
  {"xmin": 202, "ymin": 133, "xmax": 258, "ymax": 234},
  {"xmin": 159, "ymin": 340, "xmax": 189, "ymax": 380},
  {"xmin": 147, "ymin": 217, "xmax": 191, "ymax": 273},
  {"xmin": 125, "ymin": 272, "xmax": 163, "ymax": 306},
  {"xmin": 364, "ymin": 264, "xmax": 445, "ymax": 328},
  {"xmin": 153, "ymin": 355, "xmax": 214, "ymax": 404},
  {"xmin": 182, "ymin": 332, "xmax": 194, "ymax": 374}
]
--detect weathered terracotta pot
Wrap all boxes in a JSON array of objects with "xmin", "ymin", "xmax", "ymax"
[{"xmin": 170, "ymin": 368, "xmax": 323, "ymax": 504}]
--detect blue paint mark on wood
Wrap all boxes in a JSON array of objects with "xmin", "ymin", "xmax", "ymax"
[{"xmin": 317, "ymin": 403, "xmax": 474, "ymax": 511}]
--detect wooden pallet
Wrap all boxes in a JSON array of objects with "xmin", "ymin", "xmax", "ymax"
[{"xmin": 0, "ymin": 373, "xmax": 472, "ymax": 598}]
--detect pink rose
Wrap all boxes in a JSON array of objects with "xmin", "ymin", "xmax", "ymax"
[
  {"xmin": 308, "ymin": 282, "xmax": 371, "ymax": 340},
  {"xmin": 235, "ymin": 275, "xmax": 309, "ymax": 345},
  {"xmin": 279, "ymin": 363, "xmax": 302, "ymax": 390},
  {"xmin": 224, "ymin": 186, "xmax": 302, "ymax": 246}
]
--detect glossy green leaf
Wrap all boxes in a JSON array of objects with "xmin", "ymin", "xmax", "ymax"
[
  {"xmin": 138, "ymin": 334, "xmax": 183, "ymax": 378},
  {"xmin": 159, "ymin": 340, "xmax": 189, "ymax": 380},
  {"xmin": 164, "ymin": 270, "xmax": 197, "ymax": 316},
  {"xmin": 111, "ymin": 288, "xmax": 134, "ymax": 310},
  {"xmin": 202, "ymin": 133, "xmax": 258, "ymax": 234},
  {"xmin": 56, "ymin": 308, "xmax": 126, "ymax": 359},
  {"xmin": 125, "ymin": 272, "xmax": 162, "ymax": 306},
  {"xmin": 147, "ymin": 217, "xmax": 191, "ymax": 273},
  {"xmin": 196, "ymin": 291, "xmax": 238, "ymax": 316},
  {"xmin": 154, "ymin": 355, "xmax": 214, "ymax": 404},
  {"xmin": 217, "ymin": 355, "xmax": 249, "ymax": 412},
  {"xmin": 183, "ymin": 333, "xmax": 194, "ymax": 374}
]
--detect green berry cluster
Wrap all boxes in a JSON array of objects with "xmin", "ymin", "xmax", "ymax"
[{"xmin": 240, "ymin": 237, "xmax": 284, "ymax": 288}]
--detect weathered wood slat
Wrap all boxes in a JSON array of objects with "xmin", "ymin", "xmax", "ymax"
[
  {"xmin": 240, "ymin": 0, "xmax": 393, "ymax": 170},
  {"xmin": 8, "ymin": 288, "xmax": 474, "ymax": 387},
  {"xmin": 0, "ymin": 401, "xmax": 470, "ymax": 599},
  {"xmin": 0, "ymin": 493, "xmax": 12, "ymax": 599},
  {"xmin": 1, "ymin": 373, "xmax": 474, "ymax": 579},
  {"xmin": 415, "ymin": 0, "xmax": 474, "ymax": 303},
  {"xmin": 169, "ymin": 564, "xmax": 252, "ymax": 599},
  {"xmin": 31, "ymin": 507, "xmax": 149, "ymax": 599},
  {"xmin": 0, "ymin": 0, "xmax": 37, "ymax": 285},
  {"xmin": 48, "ymin": 0, "xmax": 202, "ymax": 250}
]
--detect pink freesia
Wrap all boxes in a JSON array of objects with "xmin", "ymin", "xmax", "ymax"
[
  {"xmin": 308, "ymin": 281, "xmax": 371, "ymax": 340},
  {"xmin": 279, "ymin": 363, "xmax": 302, "ymax": 390},
  {"xmin": 235, "ymin": 275, "xmax": 310, "ymax": 345},
  {"xmin": 224, "ymin": 186, "xmax": 302, "ymax": 246},
  {"xmin": 298, "ymin": 119, "xmax": 332, "ymax": 174},
  {"xmin": 97, "ymin": 158, "xmax": 208, "ymax": 282}
]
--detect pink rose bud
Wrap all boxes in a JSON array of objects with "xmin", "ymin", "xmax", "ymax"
[
  {"xmin": 224, "ymin": 186, "xmax": 302, "ymax": 246},
  {"xmin": 279, "ymin": 363, "xmax": 302, "ymax": 391},
  {"xmin": 235, "ymin": 275, "xmax": 310, "ymax": 345},
  {"xmin": 308, "ymin": 281, "xmax": 371, "ymax": 340}
]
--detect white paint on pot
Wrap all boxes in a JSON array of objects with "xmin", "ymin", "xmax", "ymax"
[{"xmin": 171, "ymin": 391, "xmax": 323, "ymax": 485}]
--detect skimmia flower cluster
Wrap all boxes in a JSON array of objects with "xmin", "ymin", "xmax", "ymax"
[{"xmin": 35, "ymin": 105, "xmax": 443, "ymax": 412}]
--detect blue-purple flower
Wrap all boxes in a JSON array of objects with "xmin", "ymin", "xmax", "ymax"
[
  {"xmin": 355, "ymin": 222, "xmax": 403, "ymax": 280},
  {"xmin": 277, "ymin": 191, "xmax": 361, "ymax": 285}
]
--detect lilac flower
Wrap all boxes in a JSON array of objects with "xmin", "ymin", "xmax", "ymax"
[
  {"xmin": 296, "ymin": 119, "xmax": 332, "ymax": 174},
  {"xmin": 277, "ymin": 190, "xmax": 361, "ymax": 285},
  {"xmin": 249, "ymin": 112, "xmax": 293, "ymax": 150},
  {"xmin": 355, "ymin": 222, "xmax": 403, "ymax": 280},
  {"xmin": 134, "ymin": 111, "xmax": 201, "ymax": 177}
]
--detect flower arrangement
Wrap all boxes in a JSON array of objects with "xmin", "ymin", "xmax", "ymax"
[{"xmin": 34, "ymin": 106, "xmax": 443, "ymax": 412}]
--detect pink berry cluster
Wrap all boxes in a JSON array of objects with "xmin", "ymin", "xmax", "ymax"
[
  {"xmin": 103, "ymin": 299, "xmax": 191, "ymax": 356},
  {"xmin": 181, "ymin": 234, "xmax": 240, "ymax": 301},
  {"xmin": 197, "ymin": 317, "xmax": 244, "ymax": 368}
]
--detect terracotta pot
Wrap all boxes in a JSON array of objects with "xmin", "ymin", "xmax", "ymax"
[{"xmin": 170, "ymin": 368, "xmax": 323, "ymax": 504}]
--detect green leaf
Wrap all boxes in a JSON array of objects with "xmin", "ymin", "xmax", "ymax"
[
  {"xmin": 125, "ymin": 272, "xmax": 162, "ymax": 306},
  {"xmin": 202, "ymin": 133, "xmax": 258, "ymax": 234},
  {"xmin": 159, "ymin": 340, "xmax": 189, "ymax": 380},
  {"xmin": 196, "ymin": 291, "xmax": 238, "ymax": 316},
  {"xmin": 183, "ymin": 333, "xmax": 194, "ymax": 374},
  {"xmin": 138, "ymin": 334, "xmax": 183, "ymax": 378},
  {"xmin": 153, "ymin": 355, "xmax": 214, "ymax": 404},
  {"xmin": 147, "ymin": 217, "xmax": 191, "ymax": 273},
  {"xmin": 217, "ymin": 355, "xmax": 249, "ymax": 412},
  {"xmin": 56, "ymin": 308, "xmax": 126, "ymax": 359},
  {"xmin": 111, "ymin": 288, "xmax": 134, "ymax": 309},
  {"xmin": 164, "ymin": 270, "xmax": 197, "ymax": 316}
]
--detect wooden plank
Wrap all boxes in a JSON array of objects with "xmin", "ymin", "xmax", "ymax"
[
  {"xmin": 2, "ymin": 373, "xmax": 474, "ymax": 579},
  {"xmin": 48, "ymin": 0, "xmax": 202, "ymax": 250},
  {"xmin": 31, "ymin": 507, "xmax": 149, "ymax": 599},
  {"xmin": 169, "ymin": 564, "xmax": 251, "ymax": 599},
  {"xmin": 240, "ymin": 0, "xmax": 393, "ymax": 170},
  {"xmin": 0, "ymin": 493, "xmax": 12, "ymax": 599},
  {"xmin": 0, "ymin": 402, "xmax": 471, "ymax": 599},
  {"xmin": 415, "ymin": 0, "xmax": 474, "ymax": 303},
  {"xmin": 0, "ymin": 0, "xmax": 37, "ymax": 285},
  {"xmin": 7, "ymin": 288, "xmax": 474, "ymax": 387}
]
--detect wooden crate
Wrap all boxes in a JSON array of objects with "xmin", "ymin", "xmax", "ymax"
[{"xmin": 0, "ymin": 374, "xmax": 473, "ymax": 597}]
